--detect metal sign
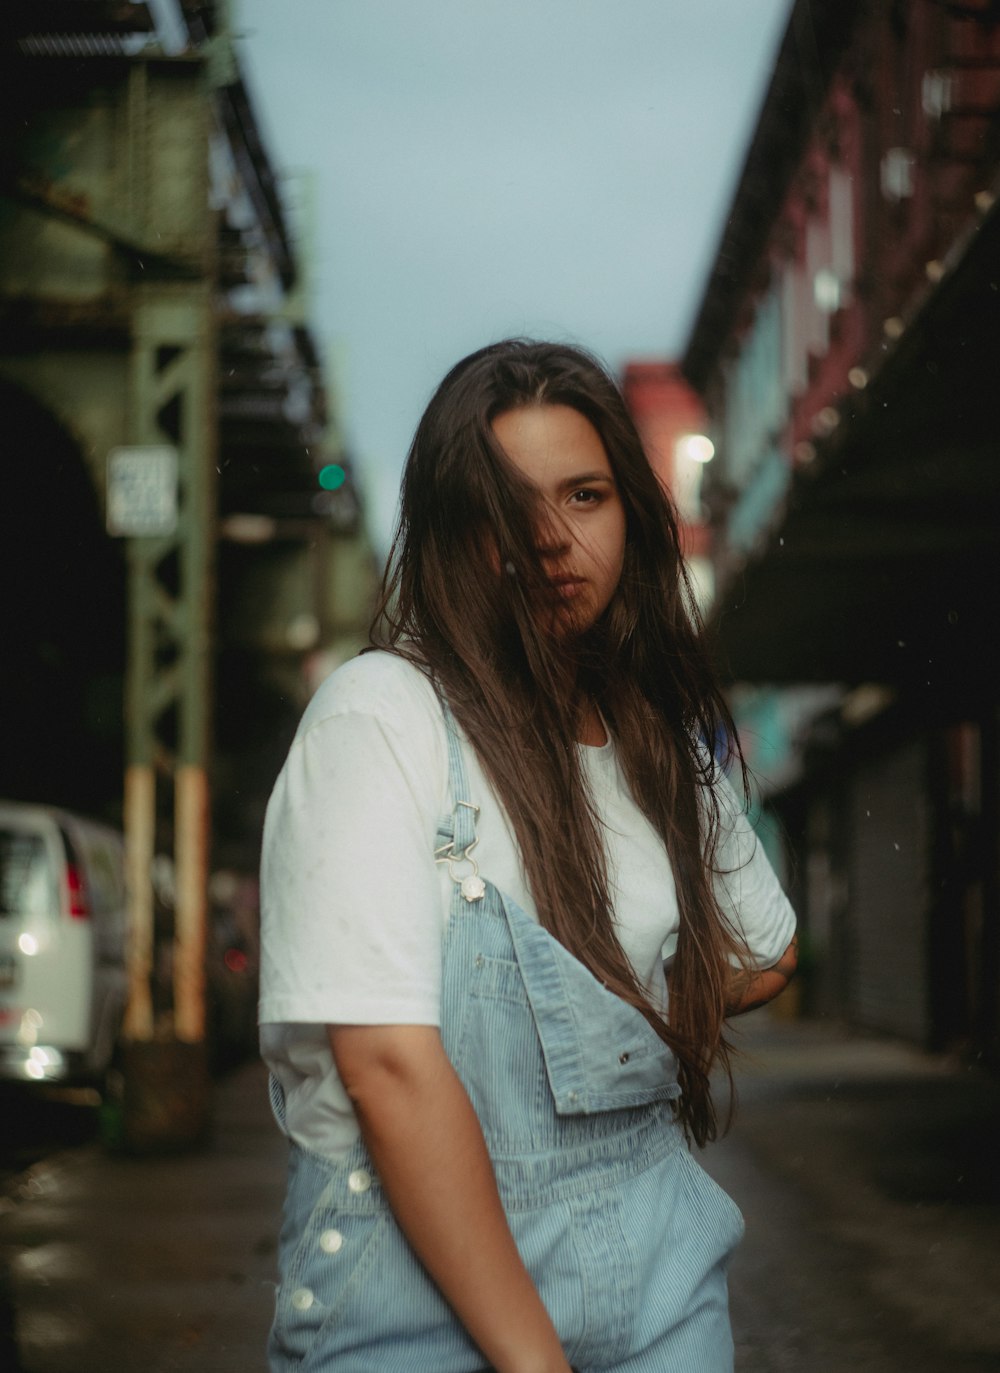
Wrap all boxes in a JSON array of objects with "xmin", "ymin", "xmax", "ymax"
[{"xmin": 107, "ymin": 445, "xmax": 179, "ymax": 537}]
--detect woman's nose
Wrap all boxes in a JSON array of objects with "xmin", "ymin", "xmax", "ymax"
[{"xmin": 533, "ymin": 514, "xmax": 570, "ymax": 557}]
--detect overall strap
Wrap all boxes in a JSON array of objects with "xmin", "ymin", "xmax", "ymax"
[{"xmin": 435, "ymin": 697, "xmax": 486, "ymax": 903}]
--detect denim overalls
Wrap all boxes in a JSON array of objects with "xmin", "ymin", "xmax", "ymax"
[{"xmin": 268, "ymin": 703, "xmax": 744, "ymax": 1372}]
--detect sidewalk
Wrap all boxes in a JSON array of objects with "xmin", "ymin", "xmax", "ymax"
[
  {"xmin": 0, "ymin": 1060, "xmax": 287, "ymax": 1373},
  {"xmin": 706, "ymin": 1014, "xmax": 1000, "ymax": 1372},
  {"xmin": 1, "ymin": 1018, "xmax": 998, "ymax": 1372}
]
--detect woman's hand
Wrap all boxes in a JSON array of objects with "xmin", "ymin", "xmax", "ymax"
[
  {"xmin": 329, "ymin": 1023, "xmax": 573, "ymax": 1373},
  {"xmin": 725, "ymin": 934, "xmax": 798, "ymax": 1016}
]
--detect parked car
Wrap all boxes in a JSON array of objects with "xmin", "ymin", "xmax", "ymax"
[
  {"xmin": 205, "ymin": 899, "xmax": 260, "ymax": 1071},
  {"xmin": 149, "ymin": 861, "xmax": 260, "ymax": 1072},
  {"xmin": 0, "ymin": 801, "xmax": 127, "ymax": 1086}
]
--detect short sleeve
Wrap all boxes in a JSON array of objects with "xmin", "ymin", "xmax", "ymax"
[
  {"xmin": 258, "ymin": 656, "xmax": 449, "ymax": 1027},
  {"xmin": 709, "ymin": 770, "xmax": 797, "ymax": 971}
]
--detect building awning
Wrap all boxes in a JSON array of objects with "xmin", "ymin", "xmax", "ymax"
[{"xmin": 706, "ymin": 196, "xmax": 1000, "ymax": 697}]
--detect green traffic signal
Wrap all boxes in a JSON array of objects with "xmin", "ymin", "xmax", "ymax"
[{"xmin": 318, "ymin": 463, "xmax": 347, "ymax": 491}]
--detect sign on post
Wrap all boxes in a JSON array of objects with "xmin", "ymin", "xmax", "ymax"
[{"xmin": 107, "ymin": 446, "xmax": 179, "ymax": 538}]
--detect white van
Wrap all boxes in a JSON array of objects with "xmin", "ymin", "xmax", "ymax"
[{"xmin": 0, "ymin": 801, "xmax": 127, "ymax": 1084}]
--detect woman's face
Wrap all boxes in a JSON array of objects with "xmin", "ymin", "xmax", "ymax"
[{"xmin": 491, "ymin": 403, "xmax": 627, "ymax": 636}]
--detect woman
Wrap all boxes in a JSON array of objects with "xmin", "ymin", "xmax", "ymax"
[{"xmin": 259, "ymin": 339, "xmax": 797, "ymax": 1373}]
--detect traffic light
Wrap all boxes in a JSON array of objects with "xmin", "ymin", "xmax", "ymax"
[{"xmin": 317, "ymin": 463, "xmax": 347, "ymax": 491}]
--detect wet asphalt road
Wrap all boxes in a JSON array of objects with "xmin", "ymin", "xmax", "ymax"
[
  {"xmin": 0, "ymin": 1083, "xmax": 101, "ymax": 1188},
  {"xmin": 1, "ymin": 1016, "xmax": 998, "ymax": 1372},
  {"xmin": 703, "ymin": 1017, "xmax": 1000, "ymax": 1372}
]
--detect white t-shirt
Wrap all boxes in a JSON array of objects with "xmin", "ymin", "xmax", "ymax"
[{"xmin": 259, "ymin": 651, "xmax": 795, "ymax": 1159}]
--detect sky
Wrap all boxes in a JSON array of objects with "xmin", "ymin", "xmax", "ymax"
[{"xmin": 235, "ymin": 0, "xmax": 793, "ymax": 555}]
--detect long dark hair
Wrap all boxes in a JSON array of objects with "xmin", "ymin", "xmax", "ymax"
[{"xmin": 371, "ymin": 338, "xmax": 751, "ymax": 1145}]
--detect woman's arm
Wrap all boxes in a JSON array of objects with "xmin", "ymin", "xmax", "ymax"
[
  {"xmin": 725, "ymin": 934, "xmax": 798, "ymax": 1016},
  {"xmin": 329, "ymin": 1023, "xmax": 572, "ymax": 1373}
]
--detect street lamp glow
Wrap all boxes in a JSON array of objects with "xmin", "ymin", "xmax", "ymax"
[{"xmin": 675, "ymin": 433, "xmax": 715, "ymax": 464}]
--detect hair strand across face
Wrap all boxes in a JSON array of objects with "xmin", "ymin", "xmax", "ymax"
[{"xmin": 370, "ymin": 338, "xmax": 752, "ymax": 1146}]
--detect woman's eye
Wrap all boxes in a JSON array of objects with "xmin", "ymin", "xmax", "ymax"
[{"xmin": 569, "ymin": 488, "xmax": 601, "ymax": 506}]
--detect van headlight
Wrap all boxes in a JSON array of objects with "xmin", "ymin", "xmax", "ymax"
[{"xmin": 25, "ymin": 1047, "xmax": 65, "ymax": 1081}]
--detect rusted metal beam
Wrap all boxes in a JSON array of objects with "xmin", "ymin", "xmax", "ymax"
[{"xmin": 2, "ymin": 172, "xmax": 204, "ymax": 274}]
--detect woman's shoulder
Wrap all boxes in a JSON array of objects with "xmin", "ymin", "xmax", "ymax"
[
  {"xmin": 266, "ymin": 651, "xmax": 450, "ymax": 837},
  {"xmin": 297, "ymin": 649, "xmax": 442, "ymax": 739}
]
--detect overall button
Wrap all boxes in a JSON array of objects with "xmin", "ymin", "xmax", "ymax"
[
  {"xmin": 348, "ymin": 1168, "xmax": 372, "ymax": 1194},
  {"xmin": 290, "ymin": 1287, "xmax": 314, "ymax": 1311},
  {"xmin": 319, "ymin": 1228, "xmax": 344, "ymax": 1254}
]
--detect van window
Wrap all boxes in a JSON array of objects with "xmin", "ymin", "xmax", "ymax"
[
  {"xmin": 0, "ymin": 830, "xmax": 57, "ymax": 917},
  {"xmin": 82, "ymin": 838, "xmax": 124, "ymax": 917}
]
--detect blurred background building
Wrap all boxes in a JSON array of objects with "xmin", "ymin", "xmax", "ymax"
[
  {"xmin": 3, "ymin": 0, "xmax": 1000, "ymax": 1133},
  {"xmin": 621, "ymin": 361, "xmax": 716, "ymax": 615},
  {"xmin": 672, "ymin": 0, "xmax": 1000, "ymax": 1064},
  {"xmin": 0, "ymin": 0, "xmax": 378, "ymax": 1129}
]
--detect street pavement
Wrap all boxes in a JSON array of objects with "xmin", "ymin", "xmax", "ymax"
[
  {"xmin": 0, "ymin": 1060, "xmax": 286, "ymax": 1373},
  {"xmin": 0, "ymin": 1013, "xmax": 997, "ymax": 1372},
  {"xmin": 705, "ymin": 1014, "xmax": 1000, "ymax": 1372}
]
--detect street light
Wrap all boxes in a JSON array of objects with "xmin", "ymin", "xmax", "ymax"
[{"xmin": 674, "ymin": 433, "xmax": 715, "ymax": 464}]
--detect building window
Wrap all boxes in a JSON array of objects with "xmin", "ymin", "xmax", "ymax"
[
  {"xmin": 922, "ymin": 70, "xmax": 953, "ymax": 121},
  {"xmin": 881, "ymin": 147, "xmax": 916, "ymax": 201}
]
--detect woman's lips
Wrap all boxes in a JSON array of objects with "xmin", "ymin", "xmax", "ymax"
[{"xmin": 549, "ymin": 576, "xmax": 586, "ymax": 599}]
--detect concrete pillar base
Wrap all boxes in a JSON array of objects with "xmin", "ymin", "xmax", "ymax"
[{"xmin": 118, "ymin": 1039, "xmax": 212, "ymax": 1154}]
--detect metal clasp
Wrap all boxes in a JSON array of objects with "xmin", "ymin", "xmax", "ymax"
[{"xmin": 434, "ymin": 802, "xmax": 485, "ymax": 901}]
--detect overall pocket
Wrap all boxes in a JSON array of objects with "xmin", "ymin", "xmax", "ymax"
[
  {"xmin": 501, "ymin": 894, "xmax": 681, "ymax": 1116},
  {"xmin": 271, "ymin": 1152, "xmax": 390, "ymax": 1366}
]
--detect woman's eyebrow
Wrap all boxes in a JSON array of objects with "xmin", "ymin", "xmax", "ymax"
[{"xmin": 557, "ymin": 471, "xmax": 614, "ymax": 490}]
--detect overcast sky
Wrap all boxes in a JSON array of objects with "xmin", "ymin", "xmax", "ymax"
[{"xmin": 236, "ymin": 0, "xmax": 793, "ymax": 554}]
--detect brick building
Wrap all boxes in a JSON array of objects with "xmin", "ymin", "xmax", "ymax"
[{"xmin": 683, "ymin": 0, "xmax": 1000, "ymax": 1059}]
